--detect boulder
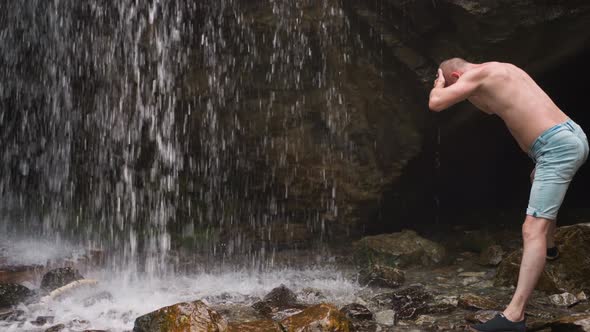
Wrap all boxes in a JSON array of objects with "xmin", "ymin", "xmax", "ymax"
[
  {"xmin": 228, "ymin": 320, "xmax": 282, "ymax": 332},
  {"xmin": 479, "ymin": 245, "xmax": 504, "ymax": 266},
  {"xmin": 41, "ymin": 267, "xmax": 84, "ymax": 292},
  {"xmin": 359, "ymin": 265, "xmax": 405, "ymax": 288},
  {"xmin": 133, "ymin": 300, "xmax": 228, "ymax": 332},
  {"xmin": 280, "ymin": 303, "xmax": 351, "ymax": 332},
  {"xmin": 495, "ymin": 224, "xmax": 590, "ymax": 293},
  {"xmin": 354, "ymin": 230, "xmax": 446, "ymax": 268},
  {"xmin": 0, "ymin": 283, "xmax": 35, "ymax": 308}
]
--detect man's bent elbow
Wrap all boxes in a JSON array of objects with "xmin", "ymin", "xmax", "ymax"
[{"xmin": 428, "ymin": 98, "xmax": 445, "ymax": 112}]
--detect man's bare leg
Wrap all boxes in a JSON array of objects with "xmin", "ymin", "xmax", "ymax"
[{"xmin": 503, "ymin": 215, "xmax": 552, "ymax": 322}]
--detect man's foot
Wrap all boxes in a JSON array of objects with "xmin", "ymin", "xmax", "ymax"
[
  {"xmin": 546, "ymin": 246, "xmax": 559, "ymax": 261},
  {"xmin": 470, "ymin": 313, "xmax": 526, "ymax": 332}
]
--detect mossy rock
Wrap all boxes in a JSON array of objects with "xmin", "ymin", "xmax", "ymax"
[{"xmin": 353, "ymin": 230, "xmax": 446, "ymax": 268}]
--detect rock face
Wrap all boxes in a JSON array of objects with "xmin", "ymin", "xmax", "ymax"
[
  {"xmin": 280, "ymin": 303, "xmax": 351, "ymax": 332},
  {"xmin": 0, "ymin": 283, "xmax": 35, "ymax": 308},
  {"xmin": 495, "ymin": 224, "xmax": 590, "ymax": 293},
  {"xmin": 354, "ymin": 230, "xmax": 446, "ymax": 268},
  {"xmin": 133, "ymin": 300, "xmax": 228, "ymax": 332},
  {"xmin": 41, "ymin": 267, "xmax": 84, "ymax": 292}
]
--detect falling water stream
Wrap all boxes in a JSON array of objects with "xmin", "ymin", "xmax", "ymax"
[{"xmin": 0, "ymin": 0, "xmax": 364, "ymax": 330}]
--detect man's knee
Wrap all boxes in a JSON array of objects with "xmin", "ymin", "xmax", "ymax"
[{"xmin": 522, "ymin": 215, "xmax": 552, "ymax": 241}]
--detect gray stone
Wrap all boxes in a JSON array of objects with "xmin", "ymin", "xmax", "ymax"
[
  {"xmin": 374, "ymin": 309, "xmax": 396, "ymax": 326},
  {"xmin": 549, "ymin": 293, "xmax": 579, "ymax": 307}
]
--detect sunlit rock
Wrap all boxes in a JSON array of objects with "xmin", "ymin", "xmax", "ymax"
[
  {"xmin": 0, "ymin": 283, "xmax": 35, "ymax": 308},
  {"xmin": 495, "ymin": 223, "xmax": 590, "ymax": 293},
  {"xmin": 228, "ymin": 320, "xmax": 282, "ymax": 332},
  {"xmin": 354, "ymin": 230, "xmax": 446, "ymax": 268},
  {"xmin": 41, "ymin": 267, "xmax": 84, "ymax": 292},
  {"xmin": 280, "ymin": 303, "xmax": 351, "ymax": 332},
  {"xmin": 549, "ymin": 292, "xmax": 579, "ymax": 307},
  {"xmin": 133, "ymin": 300, "xmax": 228, "ymax": 332}
]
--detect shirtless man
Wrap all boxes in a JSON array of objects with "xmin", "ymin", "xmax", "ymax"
[{"xmin": 429, "ymin": 58, "xmax": 588, "ymax": 332}]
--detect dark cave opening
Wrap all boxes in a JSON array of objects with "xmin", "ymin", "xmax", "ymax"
[{"xmin": 370, "ymin": 47, "xmax": 590, "ymax": 236}]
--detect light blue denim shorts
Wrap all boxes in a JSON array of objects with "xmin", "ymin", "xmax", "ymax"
[{"xmin": 527, "ymin": 119, "xmax": 589, "ymax": 220}]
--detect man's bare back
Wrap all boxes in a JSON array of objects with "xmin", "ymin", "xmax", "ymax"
[{"xmin": 429, "ymin": 61, "xmax": 568, "ymax": 151}]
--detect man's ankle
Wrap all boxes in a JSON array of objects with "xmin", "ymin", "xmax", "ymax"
[{"xmin": 502, "ymin": 309, "xmax": 524, "ymax": 322}]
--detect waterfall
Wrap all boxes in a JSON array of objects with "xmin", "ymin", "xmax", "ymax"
[{"xmin": 0, "ymin": 0, "xmax": 351, "ymax": 275}]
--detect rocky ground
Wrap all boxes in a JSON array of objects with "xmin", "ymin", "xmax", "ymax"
[{"xmin": 2, "ymin": 223, "xmax": 590, "ymax": 331}]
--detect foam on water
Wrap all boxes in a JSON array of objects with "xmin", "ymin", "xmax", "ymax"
[{"xmin": 1, "ymin": 267, "xmax": 360, "ymax": 331}]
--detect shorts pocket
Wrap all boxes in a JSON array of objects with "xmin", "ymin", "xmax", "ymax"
[{"xmin": 554, "ymin": 138, "xmax": 586, "ymax": 180}]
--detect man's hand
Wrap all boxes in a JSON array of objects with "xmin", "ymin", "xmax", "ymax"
[{"xmin": 433, "ymin": 68, "xmax": 445, "ymax": 89}]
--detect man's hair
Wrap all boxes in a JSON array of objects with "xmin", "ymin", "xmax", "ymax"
[{"xmin": 440, "ymin": 57, "xmax": 469, "ymax": 82}]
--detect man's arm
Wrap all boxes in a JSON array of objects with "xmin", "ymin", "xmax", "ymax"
[{"xmin": 428, "ymin": 68, "xmax": 482, "ymax": 112}]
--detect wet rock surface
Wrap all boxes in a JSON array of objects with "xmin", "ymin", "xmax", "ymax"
[
  {"xmin": 479, "ymin": 245, "xmax": 504, "ymax": 266},
  {"xmin": 228, "ymin": 320, "xmax": 282, "ymax": 332},
  {"xmin": 133, "ymin": 300, "xmax": 228, "ymax": 332},
  {"xmin": 359, "ymin": 265, "xmax": 405, "ymax": 288},
  {"xmin": 41, "ymin": 267, "xmax": 84, "ymax": 292},
  {"xmin": 280, "ymin": 303, "xmax": 351, "ymax": 332},
  {"xmin": 252, "ymin": 284, "xmax": 305, "ymax": 317},
  {"xmin": 0, "ymin": 282, "xmax": 35, "ymax": 308},
  {"xmin": 354, "ymin": 230, "xmax": 446, "ymax": 268}
]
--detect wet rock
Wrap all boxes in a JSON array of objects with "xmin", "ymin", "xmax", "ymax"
[
  {"xmin": 434, "ymin": 295, "xmax": 458, "ymax": 307},
  {"xmin": 280, "ymin": 303, "xmax": 351, "ymax": 332},
  {"xmin": 374, "ymin": 309, "xmax": 396, "ymax": 326},
  {"xmin": 479, "ymin": 245, "xmax": 504, "ymax": 266},
  {"xmin": 0, "ymin": 308, "xmax": 24, "ymax": 321},
  {"xmin": 0, "ymin": 282, "xmax": 35, "ymax": 307},
  {"xmin": 340, "ymin": 303, "xmax": 373, "ymax": 321},
  {"xmin": 465, "ymin": 310, "xmax": 498, "ymax": 324},
  {"xmin": 228, "ymin": 320, "xmax": 282, "ymax": 332},
  {"xmin": 133, "ymin": 300, "xmax": 228, "ymax": 332},
  {"xmin": 31, "ymin": 316, "xmax": 55, "ymax": 326},
  {"xmin": 252, "ymin": 285, "xmax": 304, "ymax": 316},
  {"xmin": 298, "ymin": 288, "xmax": 326, "ymax": 303},
  {"xmin": 549, "ymin": 292, "xmax": 579, "ymax": 307},
  {"xmin": 577, "ymin": 291, "xmax": 588, "ymax": 302},
  {"xmin": 545, "ymin": 313, "xmax": 590, "ymax": 331},
  {"xmin": 458, "ymin": 293, "xmax": 498, "ymax": 311},
  {"xmin": 458, "ymin": 272, "xmax": 487, "ymax": 278},
  {"xmin": 41, "ymin": 267, "xmax": 84, "ymax": 292},
  {"xmin": 354, "ymin": 230, "xmax": 446, "ymax": 268},
  {"xmin": 496, "ymin": 223, "xmax": 590, "ymax": 293},
  {"xmin": 359, "ymin": 265, "xmax": 405, "ymax": 288},
  {"xmin": 461, "ymin": 276, "xmax": 481, "ymax": 286},
  {"xmin": 0, "ymin": 265, "xmax": 44, "ymax": 284},
  {"xmin": 83, "ymin": 291, "xmax": 113, "ymax": 307},
  {"xmin": 45, "ymin": 324, "xmax": 66, "ymax": 332},
  {"xmin": 415, "ymin": 314, "xmax": 436, "ymax": 327},
  {"xmin": 371, "ymin": 285, "xmax": 443, "ymax": 319}
]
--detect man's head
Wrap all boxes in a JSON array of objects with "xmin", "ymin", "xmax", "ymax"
[{"xmin": 439, "ymin": 58, "xmax": 470, "ymax": 86}]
